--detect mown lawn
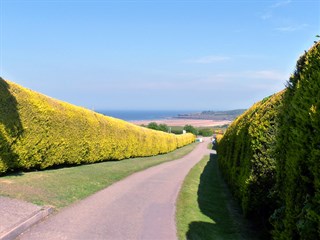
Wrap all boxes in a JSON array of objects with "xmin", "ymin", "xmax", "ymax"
[
  {"xmin": 176, "ymin": 154, "xmax": 260, "ymax": 240},
  {"xmin": 0, "ymin": 143, "xmax": 197, "ymax": 209}
]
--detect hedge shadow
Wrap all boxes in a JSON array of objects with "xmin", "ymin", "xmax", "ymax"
[{"xmin": 0, "ymin": 78, "xmax": 23, "ymax": 173}]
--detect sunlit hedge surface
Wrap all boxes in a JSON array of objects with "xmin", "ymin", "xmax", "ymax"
[
  {"xmin": 0, "ymin": 78, "xmax": 195, "ymax": 174},
  {"xmin": 217, "ymin": 41, "xmax": 320, "ymax": 239}
]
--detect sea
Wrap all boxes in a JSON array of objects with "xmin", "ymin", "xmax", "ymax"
[{"xmin": 97, "ymin": 110, "xmax": 197, "ymax": 121}]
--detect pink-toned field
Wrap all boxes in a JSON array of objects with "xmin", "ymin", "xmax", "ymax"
[{"xmin": 130, "ymin": 119, "xmax": 231, "ymax": 127}]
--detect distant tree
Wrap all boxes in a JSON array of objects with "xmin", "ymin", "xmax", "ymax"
[
  {"xmin": 198, "ymin": 128, "xmax": 213, "ymax": 137},
  {"xmin": 147, "ymin": 122, "xmax": 159, "ymax": 130},
  {"xmin": 171, "ymin": 129, "xmax": 182, "ymax": 134},
  {"xmin": 158, "ymin": 124, "xmax": 169, "ymax": 132},
  {"xmin": 183, "ymin": 125, "xmax": 198, "ymax": 135},
  {"xmin": 147, "ymin": 122, "xmax": 170, "ymax": 133}
]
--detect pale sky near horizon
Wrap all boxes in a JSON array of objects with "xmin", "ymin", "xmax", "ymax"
[{"xmin": 1, "ymin": 0, "xmax": 319, "ymax": 110}]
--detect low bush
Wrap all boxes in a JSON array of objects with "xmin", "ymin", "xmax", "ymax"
[
  {"xmin": 198, "ymin": 128, "xmax": 213, "ymax": 137},
  {"xmin": 171, "ymin": 129, "xmax": 183, "ymax": 135},
  {"xmin": 183, "ymin": 125, "xmax": 198, "ymax": 135},
  {"xmin": 146, "ymin": 122, "xmax": 170, "ymax": 133}
]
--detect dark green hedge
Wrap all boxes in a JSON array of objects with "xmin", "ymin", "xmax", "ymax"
[
  {"xmin": 217, "ymin": 41, "xmax": 320, "ymax": 239},
  {"xmin": 271, "ymin": 42, "xmax": 320, "ymax": 239}
]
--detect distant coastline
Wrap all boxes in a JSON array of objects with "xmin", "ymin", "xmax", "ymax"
[
  {"xmin": 98, "ymin": 109, "xmax": 245, "ymax": 122},
  {"xmin": 97, "ymin": 109, "xmax": 244, "ymax": 127},
  {"xmin": 174, "ymin": 109, "xmax": 246, "ymax": 121},
  {"xmin": 130, "ymin": 119, "xmax": 231, "ymax": 127},
  {"xmin": 97, "ymin": 110, "xmax": 197, "ymax": 121}
]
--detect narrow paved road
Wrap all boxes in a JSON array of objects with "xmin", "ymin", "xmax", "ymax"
[{"xmin": 19, "ymin": 138, "xmax": 213, "ymax": 240}]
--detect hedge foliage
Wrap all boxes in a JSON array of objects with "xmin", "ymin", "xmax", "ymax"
[
  {"xmin": 271, "ymin": 41, "xmax": 320, "ymax": 239},
  {"xmin": 217, "ymin": 90, "xmax": 284, "ymax": 223},
  {"xmin": 217, "ymin": 41, "xmax": 320, "ymax": 239},
  {"xmin": 0, "ymin": 78, "xmax": 195, "ymax": 174}
]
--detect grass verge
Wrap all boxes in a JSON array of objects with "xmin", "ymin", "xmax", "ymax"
[
  {"xmin": 176, "ymin": 153, "xmax": 259, "ymax": 240},
  {"xmin": 0, "ymin": 143, "xmax": 197, "ymax": 209}
]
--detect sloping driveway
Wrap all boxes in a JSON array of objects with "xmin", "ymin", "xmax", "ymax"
[{"xmin": 18, "ymin": 138, "xmax": 212, "ymax": 240}]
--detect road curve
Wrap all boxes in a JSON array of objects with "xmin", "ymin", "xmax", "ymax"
[{"xmin": 18, "ymin": 138, "xmax": 213, "ymax": 240}]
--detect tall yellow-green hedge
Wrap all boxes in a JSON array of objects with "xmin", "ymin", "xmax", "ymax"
[
  {"xmin": 217, "ymin": 90, "xmax": 284, "ymax": 225},
  {"xmin": 0, "ymin": 78, "xmax": 195, "ymax": 174}
]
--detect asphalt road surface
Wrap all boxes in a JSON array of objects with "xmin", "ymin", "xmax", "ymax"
[{"xmin": 18, "ymin": 138, "xmax": 213, "ymax": 240}]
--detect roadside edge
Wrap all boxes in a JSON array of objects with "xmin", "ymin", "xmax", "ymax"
[{"xmin": 0, "ymin": 206, "xmax": 53, "ymax": 240}]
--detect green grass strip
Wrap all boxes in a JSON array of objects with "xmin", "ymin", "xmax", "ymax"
[
  {"xmin": 176, "ymin": 154, "xmax": 259, "ymax": 240},
  {"xmin": 0, "ymin": 143, "xmax": 197, "ymax": 209}
]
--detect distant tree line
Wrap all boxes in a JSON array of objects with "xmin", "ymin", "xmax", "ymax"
[
  {"xmin": 145, "ymin": 122, "xmax": 170, "ymax": 132},
  {"xmin": 145, "ymin": 122, "xmax": 215, "ymax": 137}
]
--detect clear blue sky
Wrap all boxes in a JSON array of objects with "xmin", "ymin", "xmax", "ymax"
[{"xmin": 1, "ymin": 0, "xmax": 319, "ymax": 110}]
